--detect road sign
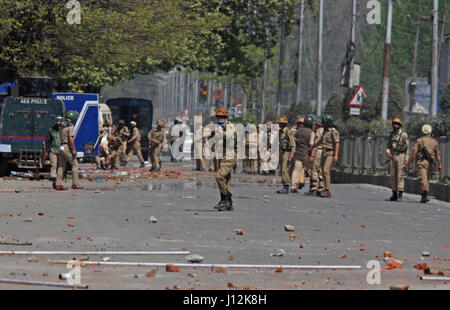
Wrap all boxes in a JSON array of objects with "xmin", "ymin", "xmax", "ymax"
[
  {"xmin": 348, "ymin": 86, "xmax": 367, "ymax": 107},
  {"xmin": 350, "ymin": 107, "xmax": 361, "ymax": 116}
]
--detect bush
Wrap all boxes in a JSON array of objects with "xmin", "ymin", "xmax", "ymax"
[
  {"xmin": 335, "ymin": 117, "xmax": 365, "ymax": 137},
  {"xmin": 285, "ymin": 100, "xmax": 313, "ymax": 125},
  {"xmin": 325, "ymin": 93, "xmax": 344, "ymax": 122},
  {"xmin": 405, "ymin": 113, "xmax": 450, "ymax": 138},
  {"xmin": 439, "ymin": 83, "xmax": 450, "ymax": 113}
]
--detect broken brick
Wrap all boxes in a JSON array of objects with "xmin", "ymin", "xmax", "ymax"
[
  {"xmin": 275, "ymin": 267, "xmax": 283, "ymax": 273},
  {"xmin": 229, "ymin": 256, "xmax": 234, "ymax": 261},
  {"xmin": 165, "ymin": 264, "xmax": 180, "ymax": 272},
  {"xmin": 234, "ymin": 229, "xmax": 244, "ymax": 236},
  {"xmin": 289, "ymin": 234, "xmax": 296, "ymax": 240},
  {"xmin": 385, "ymin": 259, "xmax": 403, "ymax": 270},
  {"xmin": 390, "ymin": 285, "xmax": 409, "ymax": 290},
  {"xmin": 38, "ymin": 212, "xmax": 44, "ymax": 216},
  {"xmin": 145, "ymin": 269, "xmax": 157, "ymax": 277},
  {"xmin": 211, "ymin": 265, "xmax": 227, "ymax": 273},
  {"xmin": 414, "ymin": 263, "xmax": 428, "ymax": 270}
]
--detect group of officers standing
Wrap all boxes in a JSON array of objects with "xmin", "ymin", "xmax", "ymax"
[
  {"xmin": 43, "ymin": 106, "xmax": 444, "ymax": 206},
  {"xmin": 43, "ymin": 114, "xmax": 167, "ymax": 190},
  {"xmin": 205, "ymin": 106, "xmax": 444, "ymax": 212}
]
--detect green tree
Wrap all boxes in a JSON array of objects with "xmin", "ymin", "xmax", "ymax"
[{"xmin": 324, "ymin": 93, "xmax": 344, "ymax": 122}]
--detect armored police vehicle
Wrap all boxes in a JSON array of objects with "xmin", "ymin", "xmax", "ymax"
[{"xmin": 0, "ymin": 77, "xmax": 65, "ymax": 176}]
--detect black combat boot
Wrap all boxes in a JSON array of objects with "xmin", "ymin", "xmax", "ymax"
[
  {"xmin": 214, "ymin": 193, "xmax": 227, "ymax": 209},
  {"xmin": 387, "ymin": 191, "xmax": 398, "ymax": 201},
  {"xmin": 397, "ymin": 191, "xmax": 403, "ymax": 202},
  {"xmin": 297, "ymin": 183, "xmax": 305, "ymax": 190},
  {"xmin": 319, "ymin": 189, "xmax": 331, "ymax": 198},
  {"xmin": 50, "ymin": 177, "xmax": 56, "ymax": 189},
  {"xmin": 218, "ymin": 194, "xmax": 233, "ymax": 211},
  {"xmin": 420, "ymin": 191, "xmax": 430, "ymax": 203},
  {"xmin": 277, "ymin": 185, "xmax": 289, "ymax": 194},
  {"xmin": 140, "ymin": 162, "xmax": 145, "ymax": 168}
]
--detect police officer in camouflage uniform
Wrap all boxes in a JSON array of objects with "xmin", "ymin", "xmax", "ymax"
[
  {"xmin": 212, "ymin": 107, "xmax": 236, "ymax": 211},
  {"xmin": 276, "ymin": 115, "xmax": 295, "ymax": 194},
  {"xmin": 386, "ymin": 117, "xmax": 409, "ymax": 202},
  {"xmin": 409, "ymin": 124, "xmax": 443, "ymax": 203}
]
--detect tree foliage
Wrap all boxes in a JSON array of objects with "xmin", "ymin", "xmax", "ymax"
[{"xmin": 0, "ymin": 0, "xmax": 230, "ymax": 92}]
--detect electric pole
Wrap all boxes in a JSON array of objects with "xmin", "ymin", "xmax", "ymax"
[
  {"xmin": 276, "ymin": 11, "xmax": 286, "ymax": 118},
  {"xmin": 381, "ymin": 0, "xmax": 393, "ymax": 122},
  {"xmin": 349, "ymin": 0, "xmax": 357, "ymax": 88},
  {"xmin": 315, "ymin": 0, "xmax": 323, "ymax": 117},
  {"xmin": 295, "ymin": 0, "xmax": 305, "ymax": 105},
  {"xmin": 431, "ymin": 0, "xmax": 439, "ymax": 117}
]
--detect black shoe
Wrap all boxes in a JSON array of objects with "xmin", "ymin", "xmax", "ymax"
[
  {"xmin": 120, "ymin": 161, "xmax": 127, "ymax": 167},
  {"xmin": 305, "ymin": 190, "xmax": 317, "ymax": 196},
  {"xmin": 214, "ymin": 194, "xmax": 227, "ymax": 209},
  {"xmin": 140, "ymin": 163, "xmax": 145, "ymax": 168},
  {"xmin": 397, "ymin": 191, "xmax": 403, "ymax": 202},
  {"xmin": 297, "ymin": 183, "xmax": 305, "ymax": 190},
  {"xmin": 50, "ymin": 177, "xmax": 56, "ymax": 189},
  {"xmin": 420, "ymin": 191, "xmax": 430, "ymax": 203},
  {"xmin": 387, "ymin": 191, "xmax": 398, "ymax": 201},
  {"xmin": 218, "ymin": 195, "xmax": 233, "ymax": 211},
  {"xmin": 277, "ymin": 185, "xmax": 289, "ymax": 194},
  {"xmin": 319, "ymin": 190, "xmax": 331, "ymax": 198}
]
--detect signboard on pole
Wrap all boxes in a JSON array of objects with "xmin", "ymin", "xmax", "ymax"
[{"xmin": 348, "ymin": 86, "xmax": 367, "ymax": 107}]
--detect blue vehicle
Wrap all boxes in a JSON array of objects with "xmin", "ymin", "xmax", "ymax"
[{"xmin": 52, "ymin": 92, "xmax": 99, "ymax": 158}]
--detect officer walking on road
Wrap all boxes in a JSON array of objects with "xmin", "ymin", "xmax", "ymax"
[
  {"xmin": 148, "ymin": 121, "xmax": 165, "ymax": 172},
  {"xmin": 124, "ymin": 121, "xmax": 145, "ymax": 168},
  {"xmin": 212, "ymin": 107, "xmax": 236, "ymax": 212},
  {"xmin": 55, "ymin": 111, "xmax": 83, "ymax": 191},
  {"xmin": 409, "ymin": 124, "xmax": 443, "ymax": 203},
  {"xmin": 386, "ymin": 117, "xmax": 409, "ymax": 202},
  {"xmin": 43, "ymin": 115, "xmax": 63, "ymax": 189},
  {"xmin": 116, "ymin": 120, "xmax": 130, "ymax": 166},
  {"xmin": 276, "ymin": 115, "xmax": 295, "ymax": 194}
]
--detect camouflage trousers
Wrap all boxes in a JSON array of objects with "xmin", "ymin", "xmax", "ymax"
[{"xmin": 216, "ymin": 155, "xmax": 237, "ymax": 196}]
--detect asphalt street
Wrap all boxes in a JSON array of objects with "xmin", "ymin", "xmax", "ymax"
[{"xmin": 0, "ymin": 157, "xmax": 449, "ymax": 290}]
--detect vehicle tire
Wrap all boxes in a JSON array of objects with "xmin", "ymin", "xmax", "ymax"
[{"xmin": 0, "ymin": 154, "xmax": 11, "ymax": 177}]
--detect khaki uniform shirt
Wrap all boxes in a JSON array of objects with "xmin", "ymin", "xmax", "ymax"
[
  {"xmin": 128, "ymin": 127, "xmax": 141, "ymax": 144},
  {"xmin": 148, "ymin": 128, "xmax": 164, "ymax": 147},
  {"xmin": 413, "ymin": 136, "xmax": 439, "ymax": 160},
  {"xmin": 387, "ymin": 129, "xmax": 409, "ymax": 154},
  {"xmin": 119, "ymin": 126, "xmax": 130, "ymax": 142},
  {"xmin": 59, "ymin": 125, "xmax": 74, "ymax": 145},
  {"xmin": 311, "ymin": 127, "xmax": 324, "ymax": 158},
  {"xmin": 322, "ymin": 127, "xmax": 339, "ymax": 151},
  {"xmin": 108, "ymin": 136, "xmax": 121, "ymax": 151},
  {"xmin": 280, "ymin": 127, "xmax": 295, "ymax": 157}
]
